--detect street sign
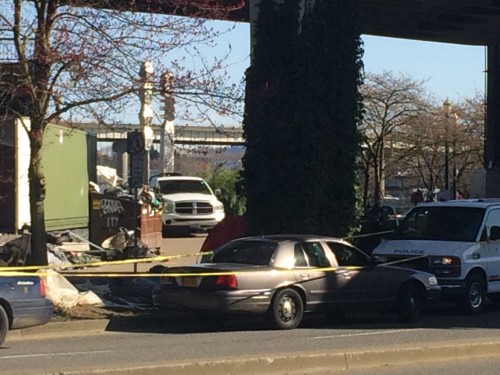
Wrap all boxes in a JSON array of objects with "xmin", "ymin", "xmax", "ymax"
[
  {"xmin": 127, "ymin": 131, "xmax": 145, "ymax": 154},
  {"xmin": 129, "ymin": 152, "xmax": 145, "ymax": 188}
]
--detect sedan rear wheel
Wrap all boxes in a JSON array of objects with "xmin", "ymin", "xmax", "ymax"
[
  {"xmin": 268, "ymin": 289, "xmax": 304, "ymax": 330},
  {"xmin": 0, "ymin": 304, "xmax": 9, "ymax": 346},
  {"xmin": 397, "ymin": 283, "xmax": 422, "ymax": 323}
]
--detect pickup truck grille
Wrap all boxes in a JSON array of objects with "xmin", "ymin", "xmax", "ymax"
[{"xmin": 175, "ymin": 202, "xmax": 213, "ymax": 215}]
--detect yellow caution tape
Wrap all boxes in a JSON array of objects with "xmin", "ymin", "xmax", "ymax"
[
  {"xmin": 0, "ymin": 251, "xmax": 214, "ymax": 273},
  {"xmin": 0, "ymin": 265, "xmax": 367, "ymax": 278}
]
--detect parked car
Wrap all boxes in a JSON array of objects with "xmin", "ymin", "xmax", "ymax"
[
  {"xmin": 0, "ymin": 274, "xmax": 54, "ymax": 346},
  {"xmin": 153, "ymin": 235, "xmax": 440, "ymax": 329}
]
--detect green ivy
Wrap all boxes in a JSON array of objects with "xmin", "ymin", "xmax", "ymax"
[{"xmin": 243, "ymin": 0, "xmax": 363, "ymax": 237}]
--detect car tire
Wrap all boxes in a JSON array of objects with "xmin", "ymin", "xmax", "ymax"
[
  {"xmin": 397, "ymin": 283, "xmax": 422, "ymax": 323},
  {"xmin": 460, "ymin": 274, "xmax": 485, "ymax": 315},
  {"xmin": 0, "ymin": 304, "xmax": 9, "ymax": 347},
  {"xmin": 267, "ymin": 288, "xmax": 304, "ymax": 330}
]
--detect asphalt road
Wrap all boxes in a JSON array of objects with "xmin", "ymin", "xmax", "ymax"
[
  {"xmin": 4, "ymin": 303, "xmax": 500, "ymax": 374},
  {"xmin": 6, "ymin": 234, "xmax": 500, "ymax": 374}
]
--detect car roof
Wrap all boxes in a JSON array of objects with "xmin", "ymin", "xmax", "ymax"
[
  {"xmin": 414, "ymin": 198, "xmax": 500, "ymax": 209},
  {"xmin": 156, "ymin": 176, "xmax": 204, "ymax": 181},
  {"xmin": 235, "ymin": 234, "xmax": 350, "ymax": 244}
]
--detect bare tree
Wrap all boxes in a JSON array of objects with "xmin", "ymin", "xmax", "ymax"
[
  {"xmin": 394, "ymin": 95, "xmax": 484, "ymax": 198},
  {"xmin": 0, "ymin": 0, "xmax": 244, "ymax": 264},
  {"xmin": 360, "ymin": 71, "xmax": 430, "ymax": 206}
]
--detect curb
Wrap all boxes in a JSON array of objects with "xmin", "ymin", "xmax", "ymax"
[
  {"xmin": 9, "ymin": 319, "xmax": 110, "ymax": 340},
  {"xmin": 30, "ymin": 339, "xmax": 500, "ymax": 374}
]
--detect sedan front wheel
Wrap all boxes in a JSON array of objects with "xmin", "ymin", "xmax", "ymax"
[
  {"xmin": 268, "ymin": 288, "xmax": 304, "ymax": 330},
  {"xmin": 397, "ymin": 283, "xmax": 422, "ymax": 323}
]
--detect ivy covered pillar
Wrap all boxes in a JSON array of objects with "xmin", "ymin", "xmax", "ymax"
[{"xmin": 485, "ymin": 46, "xmax": 500, "ymax": 198}]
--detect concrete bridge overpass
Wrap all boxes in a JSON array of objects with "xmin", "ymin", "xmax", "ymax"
[
  {"xmin": 80, "ymin": 0, "xmax": 500, "ymax": 46},
  {"xmin": 76, "ymin": 123, "xmax": 244, "ymax": 146}
]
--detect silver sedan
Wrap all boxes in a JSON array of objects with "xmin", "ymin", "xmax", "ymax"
[{"xmin": 153, "ymin": 235, "xmax": 440, "ymax": 329}]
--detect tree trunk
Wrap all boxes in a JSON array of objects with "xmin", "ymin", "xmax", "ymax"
[
  {"xmin": 362, "ymin": 161, "xmax": 370, "ymax": 207},
  {"xmin": 373, "ymin": 163, "xmax": 382, "ymax": 207},
  {"xmin": 28, "ymin": 126, "xmax": 48, "ymax": 266}
]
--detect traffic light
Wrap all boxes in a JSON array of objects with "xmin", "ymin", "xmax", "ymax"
[
  {"xmin": 161, "ymin": 71, "xmax": 176, "ymax": 122},
  {"xmin": 139, "ymin": 61, "xmax": 154, "ymax": 105},
  {"xmin": 164, "ymin": 95, "xmax": 175, "ymax": 122}
]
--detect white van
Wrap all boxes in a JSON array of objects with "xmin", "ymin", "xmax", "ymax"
[{"xmin": 372, "ymin": 199, "xmax": 500, "ymax": 314}]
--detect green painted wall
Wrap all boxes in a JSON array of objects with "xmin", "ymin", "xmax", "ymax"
[{"xmin": 43, "ymin": 124, "xmax": 89, "ymax": 230}]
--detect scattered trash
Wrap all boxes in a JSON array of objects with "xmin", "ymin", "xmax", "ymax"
[{"xmin": 37, "ymin": 269, "xmax": 104, "ymax": 309}]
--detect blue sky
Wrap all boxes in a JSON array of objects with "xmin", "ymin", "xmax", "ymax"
[
  {"xmin": 217, "ymin": 22, "xmax": 486, "ymax": 104},
  {"xmin": 139, "ymin": 21, "xmax": 486, "ymax": 127},
  {"xmin": 363, "ymin": 35, "xmax": 486, "ymax": 102}
]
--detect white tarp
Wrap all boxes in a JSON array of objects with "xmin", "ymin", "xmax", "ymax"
[{"xmin": 37, "ymin": 269, "xmax": 103, "ymax": 309}]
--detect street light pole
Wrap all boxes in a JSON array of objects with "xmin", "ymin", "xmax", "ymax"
[
  {"xmin": 139, "ymin": 60, "xmax": 154, "ymax": 183},
  {"xmin": 442, "ymin": 99, "xmax": 457, "ymax": 200},
  {"xmin": 160, "ymin": 71, "xmax": 175, "ymax": 173}
]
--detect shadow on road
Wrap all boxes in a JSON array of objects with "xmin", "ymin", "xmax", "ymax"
[{"xmin": 103, "ymin": 301, "xmax": 500, "ymax": 335}]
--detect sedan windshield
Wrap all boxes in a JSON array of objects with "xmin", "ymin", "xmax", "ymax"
[
  {"xmin": 158, "ymin": 180, "xmax": 212, "ymax": 195},
  {"xmin": 391, "ymin": 206, "xmax": 485, "ymax": 242},
  {"xmin": 212, "ymin": 241, "xmax": 277, "ymax": 265}
]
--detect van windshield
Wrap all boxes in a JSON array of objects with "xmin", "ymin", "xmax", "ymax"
[{"xmin": 391, "ymin": 206, "xmax": 485, "ymax": 242}]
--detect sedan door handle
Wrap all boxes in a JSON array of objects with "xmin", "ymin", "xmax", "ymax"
[{"xmin": 300, "ymin": 273, "xmax": 310, "ymax": 280}]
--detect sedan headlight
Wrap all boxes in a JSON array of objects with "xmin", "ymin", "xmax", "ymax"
[
  {"xmin": 428, "ymin": 276, "xmax": 438, "ymax": 286},
  {"xmin": 162, "ymin": 199, "xmax": 175, "ymax": 213}
]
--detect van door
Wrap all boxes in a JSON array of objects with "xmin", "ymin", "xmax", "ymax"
[{"xmin": 484, "ymin": 208, "xmax": 500, "ymax": 293}]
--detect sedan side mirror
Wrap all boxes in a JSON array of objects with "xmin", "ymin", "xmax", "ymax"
[{"xmin": 371, "ymin": 255, "xmax": 386, "ymax": 266}]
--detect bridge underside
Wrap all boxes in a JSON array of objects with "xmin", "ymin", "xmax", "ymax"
[
  {"xmin": 75, "ymin": 0, "xmax": 500, "ymax": 196},
  {"xmin": 81, "ymin": 0, "xmax": 500, "ymax": 46}
]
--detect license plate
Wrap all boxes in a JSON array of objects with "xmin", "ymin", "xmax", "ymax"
[{"xmin": 182, "ymin": 277, "xmax": 198, "ymax": 287}]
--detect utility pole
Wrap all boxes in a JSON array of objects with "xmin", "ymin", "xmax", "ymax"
[
  {"xmin": 160, "ymin": 71, "xmax": 175, "ymax": 173},
  {"xmin": 139, "ymin": 60, "xmax": 154, "ymax": 183}
]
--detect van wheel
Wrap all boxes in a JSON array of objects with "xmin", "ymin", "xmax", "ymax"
[
  {"xmin": 0, "ymin": 304, "xmax": 9, "ymax": 347},
  {"xmin": 460, "ymin": 275, "xmax": 485, "ymax": 314},
  {"xmin": 267, "ymin": 289, "xmax": 304, "ymax": 330}
]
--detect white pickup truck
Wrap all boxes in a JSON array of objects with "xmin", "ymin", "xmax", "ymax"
[{"xmin": 149, "ymin": 174, "xmax": 225, "ymax": 234}]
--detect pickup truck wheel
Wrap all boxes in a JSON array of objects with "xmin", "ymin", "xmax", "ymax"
[
  {"xmin": 397, "ymin": 283, "xmax": 422, "ymax": 323},
  {"xmin": 268, "ymin": 289, "xmax": 303, "ymax": 330},
  {"xmin": 0, "ymin": 304, "xmax": 9, "ymax": 346},
  {"xmin": 460, "ymin": 275, "xmax": 485, "ymax": 315}
]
